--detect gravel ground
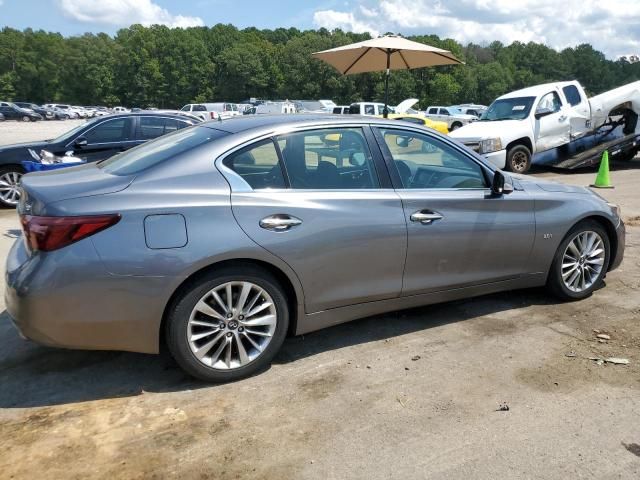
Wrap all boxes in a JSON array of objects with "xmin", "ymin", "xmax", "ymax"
[
  {"xmin": 0, "ymin": 119, "xmax": 86, "ymax": 144},
  {"xmin": 0, "ymin": 122, "xmax": 639, "ymax": 479}
]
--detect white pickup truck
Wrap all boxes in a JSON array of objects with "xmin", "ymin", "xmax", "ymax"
[{"xmin": 450, "ymin": 80, "xmax": 640, "ymax": 172}]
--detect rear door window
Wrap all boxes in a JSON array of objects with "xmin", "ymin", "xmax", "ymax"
[
  {"xmin": 562, "ymin": 85, "xmax": 582, "ymax": 106},
  {"xmin": 137, "ymin": 117, "xmax": 191, "ymax": 140},
  {"xmin": 276, "ymin": 127, "xmax": 379, "ymax": 189}
]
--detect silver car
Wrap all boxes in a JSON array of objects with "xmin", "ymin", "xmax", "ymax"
[{"xmin": 6, "ymin": 115, "xmax": 625, "ymax": 382}]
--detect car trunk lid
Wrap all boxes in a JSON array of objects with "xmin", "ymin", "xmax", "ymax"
[{"xmin": 19, "ymin": 162, "xmax": 134, "ymax": 215}]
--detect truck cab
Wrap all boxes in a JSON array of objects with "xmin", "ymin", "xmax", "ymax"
[{"xmin": 450, "ymin": 81, "xmax": 595, "ymax": 172}]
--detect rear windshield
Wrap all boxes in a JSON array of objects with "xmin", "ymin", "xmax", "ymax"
[{"xmin": 98, "ymin": 126, "xmax": 228, "ymax": 175}]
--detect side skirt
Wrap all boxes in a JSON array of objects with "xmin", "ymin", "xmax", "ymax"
[{"xmin": 295, "ymin": 273, "xmax": 547, "ymax": 335}]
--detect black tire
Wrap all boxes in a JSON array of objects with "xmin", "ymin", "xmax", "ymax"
[
  {"xmin": 506, "ymin": 144, "xmax": 532, "ymax": 173},
  {"xmin": 166, "ymin": 265, "xmax": 289, "ymax": 382},
  {"xmin": 450, "ymin": 122, "xmax": 462, "ymax": 130},
  {"xmin": 546, "ymin": 220, "xmax": 610, "ymax": 301},
  {"xmin": 0, "ymin": 165, "xmax": 25, "ymax": 209},
  {"xmin": 21, "ymin": 115, "xmax": 31, "ymax": 122}
]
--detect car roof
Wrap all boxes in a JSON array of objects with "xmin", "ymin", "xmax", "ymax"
[
  {"xmin": 499, "ymin": 81, "xmax": 579, "ymax": 100},
  {"xmin": 200, "ymin": 113, "xmax": 420, "ymax": 135}
]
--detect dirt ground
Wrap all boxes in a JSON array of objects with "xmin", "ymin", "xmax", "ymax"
[{"xmin": 0, "ymin": 122, "xmax": 639, "ymax": 479}]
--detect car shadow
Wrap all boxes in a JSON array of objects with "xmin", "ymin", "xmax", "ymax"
[
  {"xmin": 0, "ymin": 288, "xmax": 557, "ymax": 408},
  {"xmin": 530, "ymin": 156, "xmax": 640, "ymax": 175}
]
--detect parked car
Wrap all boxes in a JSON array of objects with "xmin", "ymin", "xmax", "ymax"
[
  {"xmin": 13, "ymin": 102, "xmax": 55, "ymax": 120},
  {"xmin": 45, "ymin": 104, "xmax": 78, "ymax": 119},
  {"xmin": 424, "ymin": 106, "xmax": 476, "ymax": 131},
  {"xmin": 384, "ymin": 113, "xmax": 449, "ymax": 135},
  {"xmin": 180, "ymin": 103, "xmax": 221, "ymax": 121},
  {"xmin": 349, "ymin": 102, "xmax": 392, "ymax": 116},
  {"xmin": 254, "ymin": 101, "xmax": 296, "ymax": 114},
  {"xmin": 450, "ymin": 80, "xmax": 640, "ymax": 172},
  {"xmin": 112, "ymin": 106, "xmax": 130, "ymax": 113},
  {"xmin": 181, "ymin": 103, "xmax": 240, "ymax": 119},
  {"xmin": 294, "ymin": 100, "xmax": 329, "ymax": 113},
  {"xmin": 0, "ymin": 111, "xmax": 202, "ymax": 207},
  {"xmin": 6, "ymin": 115, "xmax": 625, "ymax": 382},
  {"xmin": 0, "ymin": 113, "xmax": 4, "ymax": 121},
  {"xmin": 332, "ymin": 106, "xmax": 350, "ymax": 114},
  {"xmin": 0, "ymin": 102, "xmax": 42, "ymax": 122},
  {"xmin": 453, "ymin": 104, "xmax": 488, "ymax": 118}
]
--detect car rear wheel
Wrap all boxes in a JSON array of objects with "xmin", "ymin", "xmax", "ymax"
[
  {"xmin": 0, "ymin": 166, "xmax": 24, "ymax": 208},
  {"xmin": 450, "ymin": 122, "xmax": 462, "ymax": 130},
  {"xmin": 547, "ymin": 220, "xmax": 610, "ymax": 300},
  {"xmin": 22, "ymin": 116, "xmax": 31, "ymax": 122},
  {"xmin": 506, "ymin": 145, "xmax": 532, "ymax": 173},
  {"xmin": 166, "ymin": 266, "xmax": 289, "ymax": 382}
]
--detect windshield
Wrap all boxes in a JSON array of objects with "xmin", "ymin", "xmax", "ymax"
[
  {"xmin": 99, "ymin": 126, "xmax": 229, "ymax": 175},
  {"xmin": 50, "ymin": 118, "xmax": 98, "ymax": 144},
  {"xmin": 480, "ymin": 97, "xmax": 535, "ymax": 121}
]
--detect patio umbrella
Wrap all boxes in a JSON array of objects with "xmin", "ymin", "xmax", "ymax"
[{"xmin": 312, "ymin": 35, "xmax": 463, "ymax": 117}]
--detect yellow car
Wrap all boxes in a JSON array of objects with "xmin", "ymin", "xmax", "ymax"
[{"xmin": 384, "ymin": 113, "xmax": 449, "ymax": 135}]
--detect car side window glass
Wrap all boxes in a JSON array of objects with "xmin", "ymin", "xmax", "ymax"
[
  {"xmin": 538, "ymin": 92, "xmax": 562, "ymax": 113},
  {"xmin": 85, "ymin": 118, "xmax": 130, "ymax": 144},
  {"xmin": 377, "ymin": 128, "xmax": 487, "ymax": 190},
  {"xmin": 276, "ymin": 128, "xmax": 379, "ymax": 190},
  {"xmin": 224, "ymin": 140, "xmax": 287, "ymax": 190},
  {"xmin": 364, "ymin": 104, "xmax": 375, "ymax": 115},
  {"xmin": 439, "ymin": 108, "xmax": 450, "ymax": 116},
  {"xmin": 193, "ymin": 105, "xmax": 207, "ymax": 111},
  {"xmin": 180, "ymin": 105, "xmax": 190, "ymax": 111},
  {"xmin": 562, "ymin": 85, "xmax": 581, "ymax": 106}
]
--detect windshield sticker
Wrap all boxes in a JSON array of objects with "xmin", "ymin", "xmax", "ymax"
[{"xmin": 512, "ymin": 105, "xmax": 526, "ymax": 111}]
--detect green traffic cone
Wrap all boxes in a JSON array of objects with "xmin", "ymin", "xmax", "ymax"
[{"xmin": 590, "ymin": 150, "xmax": 614, "ymax": 189}]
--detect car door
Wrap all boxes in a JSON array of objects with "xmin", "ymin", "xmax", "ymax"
[
  {"xmin": 534, "ymin": 91, "xmax": 571, "ymax": 152},
  {"xmin": 223, "ymin": 126, "xmax": 407, "ymax": 313},
  {"xmin": 69, "ymin": 117, "xmax": 136, "ymax": 162},
  {"xmin": 372, "ymin": 126, "xmax": 535, "ymax": 296}
]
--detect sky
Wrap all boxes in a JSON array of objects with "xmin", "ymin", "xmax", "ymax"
[{"xmin": 0, "ymin": 0, "xmax": 639, "ymax": 59}]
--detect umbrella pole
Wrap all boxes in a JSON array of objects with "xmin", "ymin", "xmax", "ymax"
[{"xmin": 383, "ymin": 50, "xmax": 390, "ymax": 118}]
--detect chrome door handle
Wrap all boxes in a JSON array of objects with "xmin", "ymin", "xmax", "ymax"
[
  {"xmin": 410, "ymin": 210, "xmax": 443, "ymax": 225},
  {"xmin": 259, "ymin": 214, "xmax": 302, "ymax": 231}
]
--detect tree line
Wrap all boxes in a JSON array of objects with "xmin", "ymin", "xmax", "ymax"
[{"xmin": 0, "ymin": 24, "xmax": 639, "ymax": 109}]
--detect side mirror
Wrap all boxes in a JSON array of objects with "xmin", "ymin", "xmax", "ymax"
[
  {"xmin": 491, "ymin": 170, "xmax": 514, "ymax": 195},
  {"xmin": 74, "ymin": 137, "xmax": 88, "ymax": 147},
  {"xmin": 534, "ymin": 107, "xmax": 554, "ymax": 119}
]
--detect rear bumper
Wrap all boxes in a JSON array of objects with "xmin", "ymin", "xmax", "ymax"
[
  {"xmin": 5, "ymin": 238, "xmax": 170, "ymax": 354},
  {"xmin": 609, "ymin": 219, "xmax": 625, "ymax": 271}
]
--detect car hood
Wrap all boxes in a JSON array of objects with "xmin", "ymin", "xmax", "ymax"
[
  {"xmin": 450, "ymin": 119, "xmax": 524, "ymax": 140},
  {"xmin": 509, "ymin": 173, "xmax": 591, "ymax": 194},
  {"xmin": 0, "ymin": 141, "xmax": 51, "ymax": 163},
  {"xmin": 20, "ymin": 162, "xmax": 134, "ymax": 213},
  {"xmin": 395, "ymin": 98, "xmax": 419, "ymax": 114}
]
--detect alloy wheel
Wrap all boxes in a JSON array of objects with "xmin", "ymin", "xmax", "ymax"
[
  {"xmin": 0, "ymin": 171, "xmax": 23, "ymax": 206},
  {"xmin": 187, "ymin": 281, "xmax": 277, "ymax": 369},
  {"xmin": 561, "ymin": 230, "xmax": 605, "ymax": 292}
]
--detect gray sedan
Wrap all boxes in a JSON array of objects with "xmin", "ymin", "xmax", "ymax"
[{"xmin": 6, "ymin": 115, "xmax": 625, "ymax": 382}]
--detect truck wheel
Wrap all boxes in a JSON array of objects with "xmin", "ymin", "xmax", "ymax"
[
  {"xmin": 506, "ymin": 145, "xmax": 532, "ymax": 173},
  {"xmin": 450, "ymin": 122, "xmax": 462, "ymax": 130}
]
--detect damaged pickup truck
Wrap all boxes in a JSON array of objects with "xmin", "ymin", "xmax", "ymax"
[{"xmin": 450, "ymin": 80, "xmax": 640, "ymax": 173}]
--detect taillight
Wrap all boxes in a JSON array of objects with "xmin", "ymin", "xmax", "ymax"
[
  {"xmin": 20, "ymin": 214, "xmax": 121, "ymax": 252},
  {"xmin": 210, "ymin": 111, "xmax": 217, "ymax": 120}
]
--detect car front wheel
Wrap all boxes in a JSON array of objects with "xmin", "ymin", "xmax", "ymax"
[
  {"xmin": 0, "ymin": 166, "xmax": 24, "ymax": 208},
  {"xmin": 506, "ymin": 145, "xmax": 532, "ymax": 173},
  {"xmin": 547, "ymin": 220, "xmax": 610, "ymax": 300},
  {"xmin": 166, "ymin": 265, "xmax": 289, "ymax": 382},
  {"xmin": 21, "ymin": 116, "xmax": 31, "ymax": 122}
]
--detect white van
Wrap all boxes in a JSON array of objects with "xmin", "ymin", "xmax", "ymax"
[{"xmin": 254, "ymin": 101, "xmax": 296, "ymax": 115}]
